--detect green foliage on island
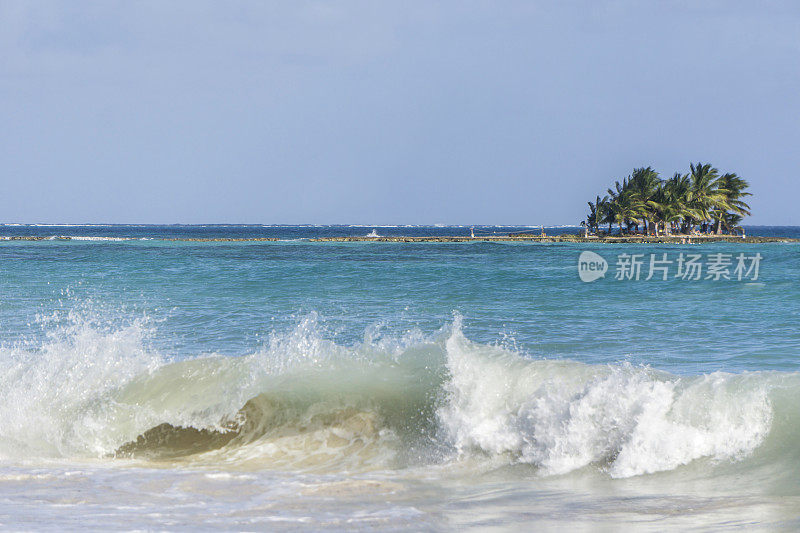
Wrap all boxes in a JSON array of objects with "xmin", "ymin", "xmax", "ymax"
[{"xmin": 586, "ymin": 163, "xmax": 751, "ymax": 236}]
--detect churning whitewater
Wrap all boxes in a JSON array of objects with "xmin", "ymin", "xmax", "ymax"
[{"xmin": 0, "ymin": 313, "xmax": 794, "ymax": 479}]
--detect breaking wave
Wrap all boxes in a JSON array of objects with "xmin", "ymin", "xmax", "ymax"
[{"xmin": 0, "ymin": 313, "xmax": 797, "ymax": 479}]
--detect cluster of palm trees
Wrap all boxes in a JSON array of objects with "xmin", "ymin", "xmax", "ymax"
[{"xmin": 585, "ymin": 163, "xmax": 751, "ymax": 236}]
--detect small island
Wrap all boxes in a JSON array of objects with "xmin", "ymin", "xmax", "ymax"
[{"xmin": 584, "ymin": 162, "xmax": 751, "ymax": 238}]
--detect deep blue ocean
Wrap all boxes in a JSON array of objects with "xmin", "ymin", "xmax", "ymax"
[{"xmin": 1, "ymin": 224, "xmax": 799, "ymax": 530}]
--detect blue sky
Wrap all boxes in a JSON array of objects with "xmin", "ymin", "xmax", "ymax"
[{"xmin": 1, "ymin": 1, "xmax": 798, "ymax": 224}]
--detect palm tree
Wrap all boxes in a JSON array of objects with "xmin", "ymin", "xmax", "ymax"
[
  {"xmin": 714, "ymin": 173, "xmax": 751, "ymax": 233},
  {"xmin": 687, "ymin": 162, "xmax": 729, "ymax": 234},
  {"xmin": 606, "ymin": 179, "xmax": 633, "ymax": 235},
  {"xmin": 725, "ymin": 212, "xmax": 745, "ymax": 233},
  {"xmin": 586, "ymin": 200, "xmax": 597, "ymax": 233},
  {"xmin": 614, "ymin": 196, "xmax": 640, "ymax": 235},
  {"xmin": 586, "ymin": 195, "xmax": 608, "ymax": 233},
  {"xmin": 654, "ymin": 173, "xmax": 696, "ymax": 235},
  {"xmin": 650, "ymin": 182, "xmax": 669, "ymax": 236},
  {"xmin": 627, "ymin": 167, "xmax": 661, "ymax": 234}
]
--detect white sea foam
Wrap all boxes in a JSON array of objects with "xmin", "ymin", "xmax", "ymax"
[
  {"xmin": 0, "ymin": 313, "xmax": 790, "ymax": 480},
  {"xmin": 438, "ymin": 321, "xmax": 775, "ymax": 477}
]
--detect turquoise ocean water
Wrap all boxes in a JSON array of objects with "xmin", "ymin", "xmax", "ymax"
[{"xmin": 1, "ymin": 225, "xmax": 799, "ymax": 530}]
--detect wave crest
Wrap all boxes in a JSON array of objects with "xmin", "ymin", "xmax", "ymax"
[
  {"xmin": 0, "ymin": 313, "xmax": 793, "ymax": 478},
  {"xmin": 439, "ymin": 326, "xmax": 773, "ymax": 477}
]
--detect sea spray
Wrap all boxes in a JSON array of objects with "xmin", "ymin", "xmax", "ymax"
[
  {"xmin": 0, "ymin": 316, "xmax": 162, "ymax": 458},
  {"xmin": 438, "ymin": 322, "xmax": 776, "ymax": 477},
  {"xmin": 0, "ymin": 311, "xmax": 794, "ymax": 480}
]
